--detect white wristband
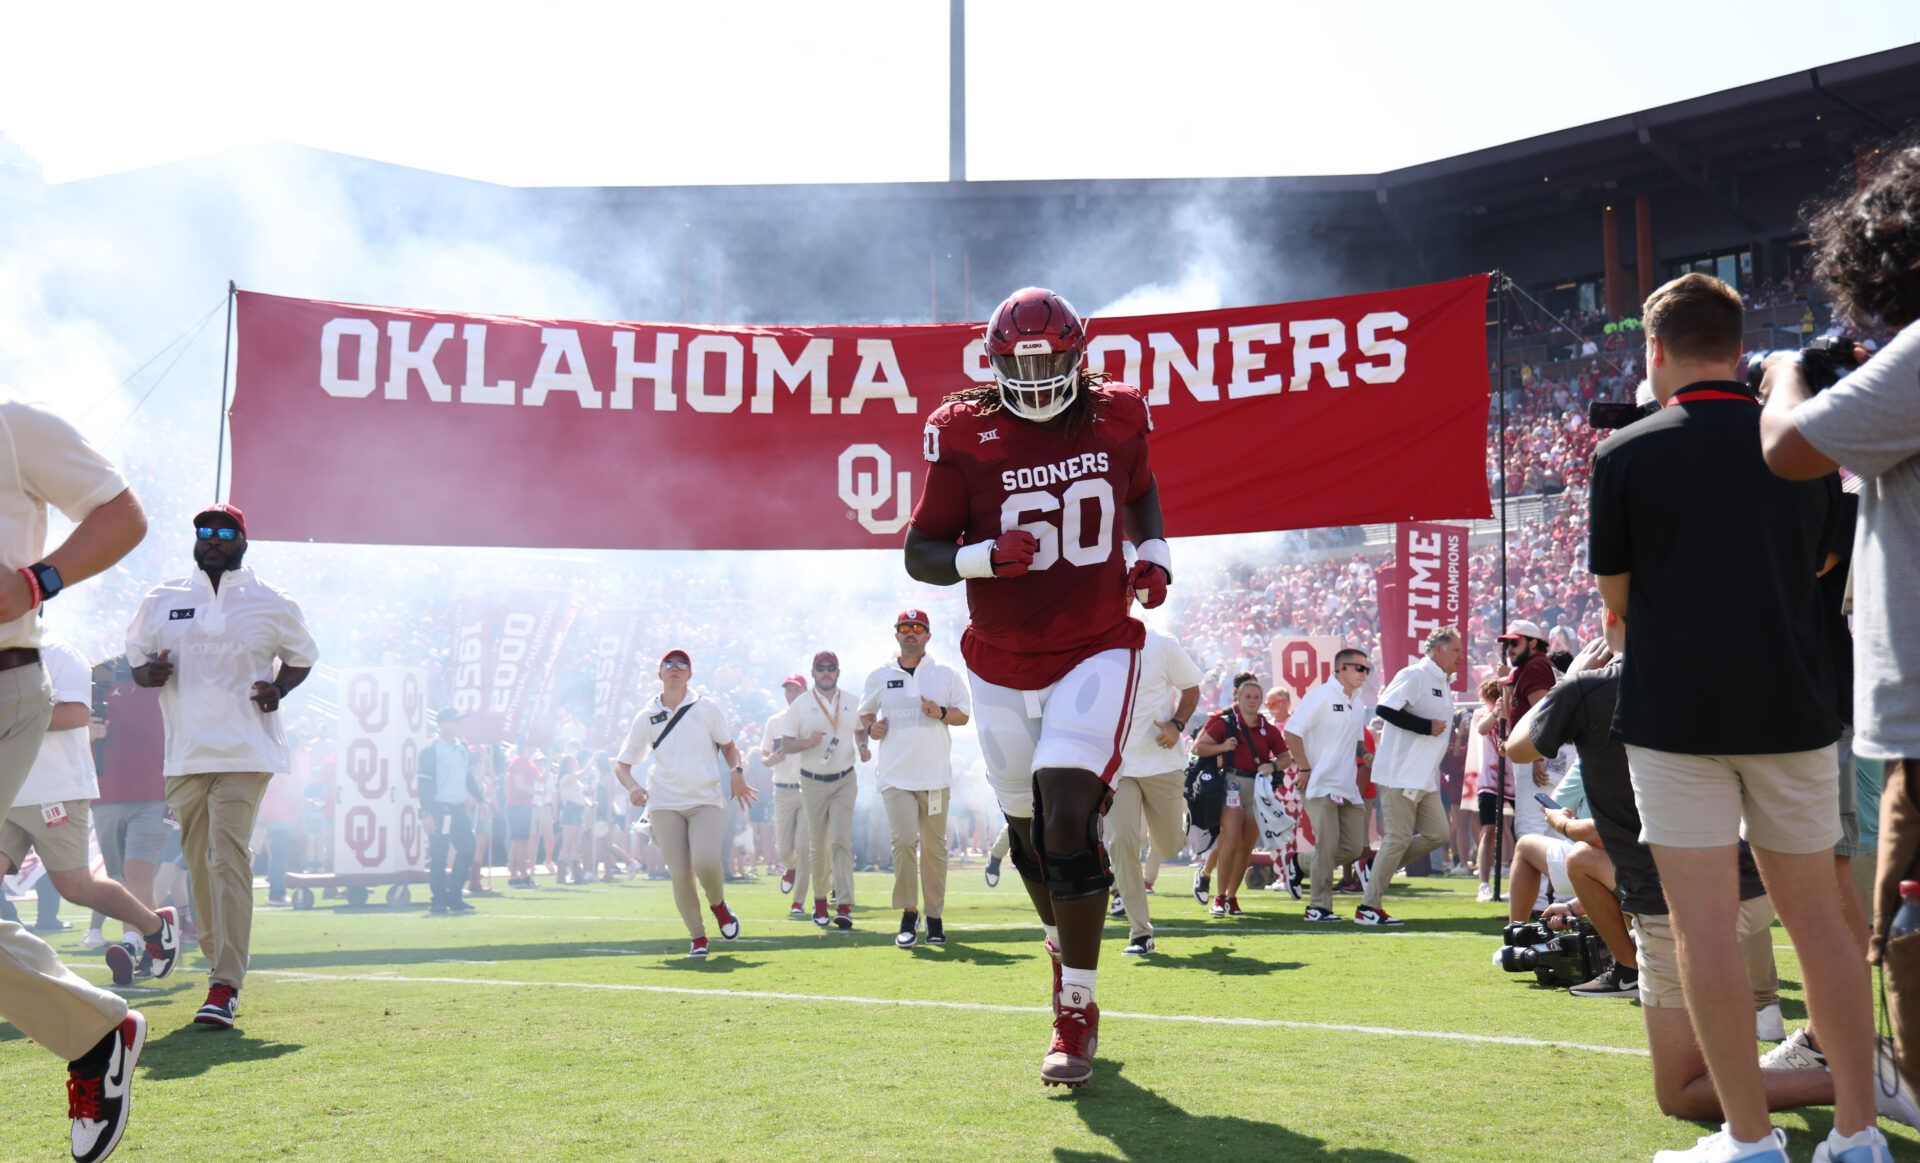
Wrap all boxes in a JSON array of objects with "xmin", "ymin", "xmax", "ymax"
[
  {"xmin": 955, "ymin": 540, "xmax": 998, "ymax": 579},
  {"xmin": 1135, "ymin": 537, "xmax": 1172, "ymax": 580}
]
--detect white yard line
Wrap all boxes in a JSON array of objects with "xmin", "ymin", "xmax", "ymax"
[{"xmin": 249, "ymin": 968, "xmax": 1647, "ymax": 1058}]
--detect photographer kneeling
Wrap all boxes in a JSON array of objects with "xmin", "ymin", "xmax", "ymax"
[{"xmin": 1509, "ymin": 609, "xmax": 1919, "ymax": 1130}]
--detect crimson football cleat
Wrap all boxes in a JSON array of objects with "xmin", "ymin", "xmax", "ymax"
[
  {"xmin": 985, "ymin": 287, "xmax": 1089, "ymax": 423},
  {"xmin": 1041, "ymin": 1002, "xmax": 1099, "ymax": 1089}
]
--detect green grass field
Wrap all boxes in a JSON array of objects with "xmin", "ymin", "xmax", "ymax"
[{"xmin": 6, "ymin": 867, "xmax": 1918, "ymax": 1161}]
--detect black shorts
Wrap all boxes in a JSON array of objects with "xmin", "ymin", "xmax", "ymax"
[
  {"xmin": 559, "ymin": 802, "xmax": 586, "ymax": 828},
  {"xmin": 508, "ymin": 805, "xmax": 533, "ymax": 841},
  {"xmin": 1477, "ymin": 789, "xmax": 1507, "ymax": 827}
]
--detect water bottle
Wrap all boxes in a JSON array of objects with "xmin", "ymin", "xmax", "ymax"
[{"xmin": 1891, "ymin": 881, "xmax": 1920, "ymax": 942}]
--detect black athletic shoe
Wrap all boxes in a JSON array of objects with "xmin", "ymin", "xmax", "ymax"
[
  {"xmin": 1108, "ymin": 895, "xmax": 1126, "ymax": 918},
  {"xmin": 448, "ymin": 898, "xmax": 475, "ymax": 913},
  {"xmin": 1193, "ymin": 872, "xmax": 1210, "ymax": 905},
  {"xmin": 984, "ymin": 858, "xmax": 1002, "ymax": 888},
  {"xmin": 1284, "ymin": 859, "xmax": 1304, "ymax": 900},
  {"xmin": 1123, "ymin": 934, "xmax": 1155, "ymax": 956},
  {"xmin": 925, "ymin": 917, "xmax": 945, "ymax": 945},
  {"xmin": 832, "ymin": 905, "xmax": 853, "ymax": 930},
  {"xmin": 68, "ymin": 1010, "xmax": 145, "ymax": 1163},
  {"xmin": 1569, "ymin": 963, "xmax": 1640, "ymax": 999},
  {"xmin": 1303, "ymin": 906, "xmax": 1341, "ymax": 922},
  {"xmin": 1353, "ymin": 905, "xmax": 1403, "ymax": 927},
  {"xmin": 105, "ymin": 944, "xmax": 135, "ymax": 987},
  {"xmin": 193, "ymin": 983, "xmax": 238, "ymax": 1029},
  {"xmin": 896, "ymin": 911, "xmax": 919, "ymax": 948},
  {"xmin": 143, "ymin": 908, "xmax": 179, "ymax": 980}
]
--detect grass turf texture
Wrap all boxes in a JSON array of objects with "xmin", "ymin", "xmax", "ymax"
[{"xmin": 5, "ymin": 870, "xmax": 1918, "ymax": 1161}]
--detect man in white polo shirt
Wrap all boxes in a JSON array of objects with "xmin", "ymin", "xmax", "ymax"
[
  {"xmin": 0, "ymin": 635, "xmax": 179, "ymax": 986},
  {"xmin": 761, "ymin": 673, "xmax": 812, "ymax": 919},
  {"xmin": 785, "ymin": 650, "xmax": 870, "ymax": 930},
  {"xmin": 0, "ymin": 398, "xmax": 151, "ymax": 1163},
  {"xmin": 127, "ymin": 503, "xmax": 318, "ymax": 1030},
  {"xmin": 1358, "ymin": 627, "xmax": 1463, "ymax": 927},
  {"xmin": 859, "ymin": 609, "xmax": 971, "ymax": 949},
  {"xmin": 1109, "ymin": 627, "xmax": 1201, "ymax": 956},
  {"xmin": 1286, "ymin": 647, "xmax": 1372, "ymax": 922}
]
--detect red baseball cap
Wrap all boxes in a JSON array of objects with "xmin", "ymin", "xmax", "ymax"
[
  {"xmin": 660, "ymin": 648, "xmax": 692, "ymax": 666},
  {"xmin": 781, "ymin": 673, "xmax": 806, "ymax": 689},
  {"xmin": 193, "ymin": 503, "xmax": 247, "ymax": 536},
  {"xmin": 812, "ymin": 650, "xmax": 839, "ymax": 669},
  {"xmin": 894, "ymin": 609, "xmax": 931, "ymax": 629}
]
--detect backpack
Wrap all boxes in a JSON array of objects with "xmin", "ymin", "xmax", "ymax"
[{"xmin": 1183, "ymin": 706, "xmax": 1243, "ymax": 837}]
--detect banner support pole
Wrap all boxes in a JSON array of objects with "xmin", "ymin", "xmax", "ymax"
[
  {"xmin": 1493, "ymin": 270, "xmax": 1509, "ymax": 905},
  {"xmin": 213, "ymin": 280, "xmax": 236, "ymax": 501}
]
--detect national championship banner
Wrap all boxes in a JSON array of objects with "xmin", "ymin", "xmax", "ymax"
[
  {"xmin": 229, "ymin": 276, "xmax": 1491, "ymax": 549},
  {"xmin": 334, "ymin": 666, "xmax": 427, "ymax": 877},
  {"xmin": 571, "ymin": 606, "xmax": 648, "ymax": 750},
  {"xmin": 1377, "ymin": 522, "xmax": 1471, "ymax": 695},
  {"xmin": 449, "ymin": 589, "xmax": 579, "ymax": 745}
]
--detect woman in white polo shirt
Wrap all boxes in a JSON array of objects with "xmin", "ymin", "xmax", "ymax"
[{"xmin": 615, "ymin": 649, "xmax": 756, "ymax": 958}]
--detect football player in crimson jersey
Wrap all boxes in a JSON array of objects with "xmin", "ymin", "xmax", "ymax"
[{"xmin": 905, "ymin": 287, "xmax": 1171, "ymax": 1089}]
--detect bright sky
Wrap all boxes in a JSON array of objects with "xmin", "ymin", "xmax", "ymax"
[{"xmin": 3, "ymin": 2, "xmax": 1917, "ymax": 187}]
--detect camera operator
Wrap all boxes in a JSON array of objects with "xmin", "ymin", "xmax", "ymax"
[
  {"xmin": 1761, "ymin": 136, "xmax": 1920, "ymax": 1095},
  {"xmin": 1588, "ymin": 272, "xmax": 1884, "ymax": 1161},
  {"xmin": 1512, "ymin": 609, "xmax": 1920, "ymax": 1135}
]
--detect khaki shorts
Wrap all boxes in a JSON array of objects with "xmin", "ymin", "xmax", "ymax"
[
  {"xmin": 0, "ymin": 799, "xmax": 92, "ymax": 872},
  {"xmin": 1629, "ymin": 896, "xmax": 1777, "ymax": 1009},
  {"xmin": 1625, "ymin": 744, "xmax": 1840, "ymax": 854}
]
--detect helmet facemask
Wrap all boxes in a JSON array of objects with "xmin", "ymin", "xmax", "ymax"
[{"xmin": 991, "ymin": 340, "xmax": 1082, "ymax": 422}]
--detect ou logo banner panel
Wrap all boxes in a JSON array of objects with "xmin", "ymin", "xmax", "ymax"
[{"xmin": 333, "ymin": 666, "xmax": 428, "ymax": 877}]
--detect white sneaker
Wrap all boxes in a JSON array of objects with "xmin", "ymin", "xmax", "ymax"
[
  {"xmin": 1475, "ymin": 882, "xmax": 1495, "ymax": 903},
  {"xmin": 1810, "ymin": 1125, "xmax": 1894, "ymax": 1162},
  {"xmin": 1754, "ymin": 1003, "xmax": 1784, "ymax": 1042},
  {"xmin": 79, "ymin": 929, "xmax": 106, "ymax": 950},
  {"xmin": 1759, "ymin": 1027, "xmax": 1826, "ymax": 1072},
  {"xmin": 1652, "ymin": 1125, "xmax": 1787, "ymax": 1162},
  {"xmin": 1873, "ymin": 1035, "xmax": 1920, "ymax": 1131}
]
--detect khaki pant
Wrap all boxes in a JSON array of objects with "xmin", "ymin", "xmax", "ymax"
[
  {"xmin": 1871, "ymin": 758, "xmax": 1920, "ymax": 1085},
  {"xmin": 1363, "ymin": 788, "xmax": 1450, "ymax": 910},
  {"xmin": 801, "ymin": 774, "xmax": 856, "ymax": 905},
  {"xmin": 882, "ymin": 786, "xmax": 949, "ymax": 918},
  {"xmin": 772, "ymin": 784, "xmax": 811, "ymax": 905},
  {"xmin": 0, "ymin": 664, "xmax": 127, "ymax": 1059},
  {"xmin": 649, "ymin": 805, "xmax": 726, "ymax": 940},
  {"xmin": 1630, "ymin": 896, "xmax": 1779, "ymax": 1009},
  {"xmin": 1306, "ymin": 797, "xmax": 1368, "ymax": 912},
  {"xmin": 167, "ymin": 771, "xmax": 271, "ymax": 989},
  {"xmin": 1107, "ymin": 771, "xmax": 1186, "ymax": 938}
]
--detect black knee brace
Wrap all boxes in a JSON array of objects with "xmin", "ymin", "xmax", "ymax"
[
  {"xmin": 1004, "ymin": 815, "xmax": 1044, "ymax": 884},
  {"xmin": 1030, "ymin": 790, "xmax": 1113, "ymax": 901}
]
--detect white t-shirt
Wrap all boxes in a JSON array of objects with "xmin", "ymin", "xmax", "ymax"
[
  {"xmin": 125, "ymin": 567, "xmax": 320, "ymax": 777},
  {"xmin": 19, "ymin": 637, "xmax": 97, "ymax": 803},
  {"xmin": 782, "ymin": 685, "xmax": 858, "ymax": 775},
  {"xmin": 0, "ymin": 400, "xmax": 128, "ymax": 651},
  {"xmin": 1288, "ymin": 678, "xmax": 1367, "ymax": 802},
  {"xmin": 857, "ymin": 655, "xmax": 970, "ymax": 791},
  {"xmin": 761, "ymin": 706, "xmax": 801, "ymax": 788},
  {"xmin": 1119, "ymin": 630, "xmax": 1202, "ymax": 779},
  {"xmin": 1370, "ymin": 655, "xmax": 1454, "ymax": 792},
  {"xmin": 617, "ymin": 689, "xmax": 731, "ymax": 811}
]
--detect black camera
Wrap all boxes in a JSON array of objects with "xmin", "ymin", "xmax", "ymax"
[
  {"xmin": 1495, "ymin": 916, "xmax": 1613, "ymax": 987},
  {"xmin": 1587, "ymin": 399, "xmax": 1659, "ymax": 430},
  {"xmin": 1744, "ymin": 335, "xmax": 1863, "ymax": 395}
]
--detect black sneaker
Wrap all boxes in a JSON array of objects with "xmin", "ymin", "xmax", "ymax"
[
  {"xmin": 1303, "ymin": 906, "xmax": 1341, "ymax": 922},
  {"xmin": 448, "ymin": 898, "xmax": 475, "ymax": 913},
  {"xmin": 1108, "ymin": 895, "xmax": 1126, "ymax": 918},
  {"xmin": 1569, "ymin": 963, "xmax": 1639, "ymax": 999},
  {"xmin": 68, "ymin": 1010, "xmax": 145, "ymax": 1163},
  {"xmin": 194, "ymin": 983, "xmax": 239, "ymax": 1028},
  {"xmin": 896, "ymin": 911, "xmax": 919, "ymax": 948},
  {"xmin": 984, "ymin": 858, "xmax": 1002, "ymax": 888},
  {"xmin": 105, "ymin": 943, "xmax": 136, "ymax": 987},
  {"xmin": 1284, "ymin": 859, "xmax": 1304, "ymax": 900},
  {"xmin": 832, "ymin": 905, "xmax": 853, "ymax": 930},
  {"xmin": 1123, "ymin": 934, "xmax": 1155, "ymax": 956},
  {"xmin": 1353, "ymin": 905, "xmax": 1403, "ymax": 927},
  {"xmin": 925, "ymin": 918, "xmax": 945, "ymax": 945},
  {"xmin": 1193, "ymin": 872, "xmax": 1210, "ymax": 905},
  {"xmin": 143, "ymin": 908, "xmax": 179, "ymax": 980}
]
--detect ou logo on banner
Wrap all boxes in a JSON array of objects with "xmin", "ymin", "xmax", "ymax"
[
  {"xmin": 1273, "ymin": 636, "xmax": 1343, "ymax": 699},
  {"xmin": 838, "ymin": 444, "xmax": 913, "ymax": 535}
]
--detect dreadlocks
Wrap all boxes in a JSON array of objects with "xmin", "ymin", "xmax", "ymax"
[{"xmin": 942, "ymin": 368, "xmax": 1113, "ymax": 439}]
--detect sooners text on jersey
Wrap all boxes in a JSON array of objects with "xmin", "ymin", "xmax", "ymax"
[{"xmin": 911, "ymin": 382, "xmax": 1155, "ymax": 689}]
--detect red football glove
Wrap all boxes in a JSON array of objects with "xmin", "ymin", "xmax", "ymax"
[
  {"xmin": 1127, "ymin": 560, "xmax": 1170, "ymax": 608},
  {"xmin": 990, "ymin": 530, "xmax": 1039, "ymax": 577}
]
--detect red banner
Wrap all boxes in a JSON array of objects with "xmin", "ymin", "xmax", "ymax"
[
  {"xmin": 229, "ymin": 276, "xmax": 1490, "ymax": 549},
  {"xmin": 448, "ymin": 589, "xmax": 578, "ymax": 745},
  {"xmin": 1381, "ymin": 522, "xmax": 1471, "ymax": 695}
]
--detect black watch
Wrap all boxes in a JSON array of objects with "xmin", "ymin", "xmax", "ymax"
[
  {"xmin": 1169, "ymin": 716, "xmax": 1187, "ymax": 731},
  {"xmin": 27, "ymin": 562, "xmax": 62, "ymax": 601}
]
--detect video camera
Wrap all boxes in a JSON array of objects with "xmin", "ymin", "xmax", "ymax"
[
  {"xmin": 1744, "ymin": 334, "xmax": 1864, "ymax": 395},
  {"xmin": 1494, "ymin": 917, "xmax": 1613, "ymax": 988}
]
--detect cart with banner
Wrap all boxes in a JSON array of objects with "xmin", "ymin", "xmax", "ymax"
[{"xmin": 286, "ymin": 666, "xmax": 430, "ymax": 909}]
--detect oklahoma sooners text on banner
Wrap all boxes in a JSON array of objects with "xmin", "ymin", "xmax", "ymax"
[{"xmin": 229, "ymin": 276, "xmax": 1490, "ymax": 548}]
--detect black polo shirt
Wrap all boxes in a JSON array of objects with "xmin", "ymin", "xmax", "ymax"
[
  {"xmin": 1588, "ymin": 381, "xmax": 1840, "ymax": 754},
  {"xmin": 1528, "ymin": 660, "xmax": 1765, "ymax": 914}
]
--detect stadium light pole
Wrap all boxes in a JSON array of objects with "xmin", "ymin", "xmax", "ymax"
[
  {"xmin": 214, "ymin": 279, "xmax": 235, "ymax": 502},
  {"xmin": 1493, "ymin": 271, "xmax": 1508, "ymax": 904}
]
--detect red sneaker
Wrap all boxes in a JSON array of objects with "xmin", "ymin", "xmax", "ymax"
[
  {"xmin": 194, "ymin": 983, "xmax": 238, "ymax": 1028},
  {"xmin": 812, "ymin": 899, "xmax": 830, "ymax": 928},
  {"xmin": 779, "ymin": 866, "xmax": 796, "ymax": 895},
  {"xmin": 689, "ymin": 937, "xmax": 709, "ymax": 958},
  {"xmin": 832, "ymin": 904, "xmax": 853, "ymax": 931},
  {"xmin": 710, "ymin": 902, "xmax": 740, "ymax": 940},
  {"xmin": 1041, "ymin": 1002, "xmax": 1099, "ymax": 1088},
  {"xmin": 1226, "ymin": 896, "xmax": 1244, "ymax": 917},
  {"xmin": 1209, "ymin": 895, "xmax": 1227, "ymax": 917}
]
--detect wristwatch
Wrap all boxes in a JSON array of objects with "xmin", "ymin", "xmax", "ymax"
[
  {"xmin": 1169, "ymin": 716, "xmax": 1187, "ymax": 731},
  {"xmin": 26, "ymin": 562, "xmax": 61, "ymax": 601},
  {"xmin": 730, "ymin": 764, "xmax": 745, "ymax": 774}
]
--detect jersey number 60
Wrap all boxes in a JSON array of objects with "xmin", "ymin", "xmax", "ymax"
[{"xmin": 1000, "ymin": 479, "xmax": 1115, "ymax": 572}]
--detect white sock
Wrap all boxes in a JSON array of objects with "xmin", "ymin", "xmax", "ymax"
[
  {"xmin": 1059, "ymin": 967, "xmax": 1097, "ymax": 1009},
  {"xmin": 1042, "ymin": 924, "xmax": 1060, "ymax": 947},
  {"xmin": 1824, "ymin": 1127, "xmax": 1883, "ymax": 1152},
  {"xmin": 1721, "ymin": 1125, "xmax": 1779, "ymax": 1155},
  {"xmin": 84, "ymin": 927, "xmax": 102, "ymax": 939}
]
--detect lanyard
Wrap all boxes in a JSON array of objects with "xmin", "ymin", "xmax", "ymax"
[
  {"xmin": 1667, "ymin": 387, "xmax": 1754, "ymax": 406},
  {"xmin": 811, "ymin": 687, "xmax": 842, "ymax": 734}
]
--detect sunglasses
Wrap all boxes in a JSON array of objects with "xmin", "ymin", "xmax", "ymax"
[
  {"xmin": 195, "ymin": 526, "xmax": 240, "ymax": 541},
  {"xmin": 660, "ymin": 660, "xmax": 690, "ymax": 670},
  {"xmin": 1342, "ymin": 663, "xmax": 1372, "ymax": 674},
  {"xmin": 814, "ymin": 664, "xmax": 839, "ymax": 672},
  {"xmin": 895, "ymin": 623, "xmax": 928, "ymax": 634}
]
